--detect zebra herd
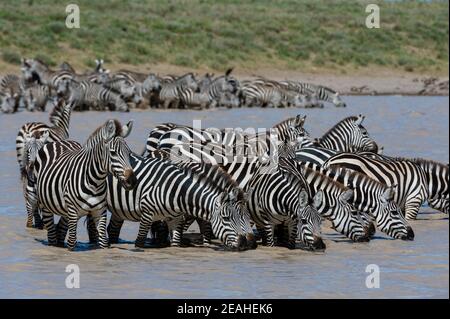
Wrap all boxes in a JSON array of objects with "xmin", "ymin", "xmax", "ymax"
[
  {"xmin": 1, "ymin": 58, "xmax": 345, "ymax": 114},
  {"xmin": 14, "ymin": 97, "xmax": 448, "ymax": 252}
]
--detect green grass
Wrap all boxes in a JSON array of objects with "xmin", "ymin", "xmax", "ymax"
[{"xmin": 0, "ymin": 0, "xmax": 448, "ymax": 74}]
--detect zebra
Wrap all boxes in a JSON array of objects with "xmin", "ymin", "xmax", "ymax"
[
  {"xmin": 296, "ymin": 114, "xmax": 380, "ymax": 165},
  {"xmin": 21, "ymin": 129, "xmax": 49, "ymax": 229},
  {"xmin": 301, "ymin": 161, "xmax": 414, "ymax": 240},
  {"xmin": 16, "ymin": 100, "xmax": 74, "ymax": 228},
  {"xmin": 144, "ymin": 114, "xmax": 307, "ymax": 155},
  {"xmin": 166, "ymin": 147, "xmax": 325, "ymax": 250},
  {"xmin": 325, "ymin": 153, "xmax": 446, "ymax": 220},
  {"xmin": 23, "ymin": 84, "xmax": 52, "ymax": 112},
  {"xmin": 280, "ymin": 81, "xmax": 346, "ymax": 107},
  {"xmin": 251, "ymin": 78, "xmax": 324, "ymax": 108},
  {"xmin": 290, "ymin": 160, "xmax": 371, "ymax": 242},
  {"xmin": 106, "ymin": 153, "xmax": 255, "ymax": 250},
  {"xmin": 60, "ymin": 79, "xmax": 129, "ymax": 112},
  {"xmin": 356, "ymin": 153, "xmax": 449, "ymax": 215},
  {"xmin": 243, "ymin": 158, "xmax": 325, "ymax": 250},
  {"xmin": 21, "ymin": 58, "xmax": 73, "ymax": 89},
  {"xmin": 33, "ymin": 120, "xmax": 137, "ymax": 250},
  {"xmin": 240, "ymin": 82, "xmax": 303, "ymax": 108},
  {"xmin": 158, "ymin": 73, "xmax": 199, "ymax": 109},
  {"xmin": 0, "ymin": 74, "xmax": 24, "ymax": 113},
  {"xmin": 177, "ymin": 87, "xmax": 218, "ymax": 109}
]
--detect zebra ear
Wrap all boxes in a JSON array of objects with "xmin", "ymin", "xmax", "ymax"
[
  {"xmin": 296, "ymin": 115, "xmax": 306, "ymax": 127},
  {"xmin": 355, "ymin": 114, "xmax": 365, "ymax": 126},
  {"xmin": 313, "ymin": 190, "xmax": 324, "ymax": 208},
  {"xmin": 299, "ymin": 189, "xmax": 309, "ymax": 208},
  {"xmin": 120, "ymin": 120, "xmax": 133, "ymax": 138},
  {"xmin": 377, "ymin": 146, "xmax": 384, "ymax": 155},
  {"xmin": 339, "ymin": 189, "xmax": 354, "ymax": 204},
  {"xmin": 105, "ymin": 120, "xmax": 117, "ymax": 141}
]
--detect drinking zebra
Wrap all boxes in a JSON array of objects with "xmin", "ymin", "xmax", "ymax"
[
  {"xmin": 280, "ymin": 81, "xmax": 346, "ymax": 107},
  {"xmin": 300, "ymin": 162, "xmax": 414, "ymax": 240},
  {"xmin": 33, "ymin": 120, "xmax": 137, "ymax": 250},
  {"xmin": 240, "ymin": 81, "xmax": 303, "ymax": 108},
  {"xmin": 324, "ymin": 153, "xmax": 446, "ymax": 220},
  {"xmin": 294, "ymin": 161, "xmax": 371, "ymax": 242},
  {"xmin": 1, "ymin": 74, "xmax": 23, "ymax": 113},
  {"xmin": 16, "ymin": 100, "xmax": 74, "ymax": 228},
  {"xmin": 106, "ymin": 153, "xmax": 255, "ymax": 250},
  {"xmin": 23, "ymin": 84, "xmax": 53, "ymax": 112}
]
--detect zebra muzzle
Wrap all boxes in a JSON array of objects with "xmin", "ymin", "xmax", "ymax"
[
  {"xmin": 122, "ymin": 169, "xmax": 137, "ymax": 190},
  {"xmin": 402, "ymin": 226, "xmax": 415, "ymax": 241},
  {"xmin": 246, "ymin": 233, "xmax": 258, "ymax": 250}
]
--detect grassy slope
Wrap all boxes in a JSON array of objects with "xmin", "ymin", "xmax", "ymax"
[{"xmin": 0, "ymin": 0, "xmax": 448, "ymax": 75}]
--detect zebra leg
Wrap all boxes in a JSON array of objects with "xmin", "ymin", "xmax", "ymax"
[
  {"xmin": 91, "ymin": 211, "xmax": 109, "ymax": 249},
  {"xmin": 404, "ymin": 201, "xmax": 422, "ymax": 220},
  {"xmin": 135, "ymin": 212, "xmax": 154, "ymax": 248},
  {"xmin": 86, "ymin": 215, "xmax": 99, "ymax": 244},
  {"xmin": 107, "ymin": 216, "xmax": 124, "ymax": 244},
  {"xmin": 24, "ymin": 179, "xmax": 43, "ymax": 229},
  {"xmin": 286, "ymin": 220, "xmax": 298, "ymax": 250},
  {"xmin": 42, "ymin": 209, "xmax": 57, "ymax": 246},
  {"xmin": 171, "ymin": 218, "xmax": 185, "ymax": 247},
  {"xmin": 66, "ymin": 209, "xmax": 79, "ymax": 251},
  {"xmin": 56, "ymin": 217, "xmax": 68, "ymax": 247},
  {"xmin": 256, "ymin": 225, "xmax": 268, "ymax": 245},
  {"xmin": 263, "ymin": 222, "xmax": 275, "ymax": 247},
  {"xmin": 198, "ymin": 219, "xmax": 213, "ymax": 246}
]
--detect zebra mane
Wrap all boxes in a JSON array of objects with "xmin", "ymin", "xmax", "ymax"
[
  {"xmin": 48, "ymin": 99, "xmax": 66, "ymax": 125},
  {"xmin": 273, "ymin": 115, "xmax": 305, "ymax": 130},
  {"xmin": 325, "ymin": 163, "xmax": 390, "ymax": 192},
  {"xmin": 278, "ymin": 157, "xmax": 310, "ymax": 193},
  {"xmin": 85, "ymin": 119, "xmax": 123, "ymax": 146},
  {"xmin": 319, "ymin": 85, "xmax": 337, "ymax": 94},
  {"xmin": 388, "ymin": 156, "xmax": 448, "ymax": 169},
  {"xmin": 318, "ymin": 116, "xmax": 362, "ymax": 142},
  {"xmin": 170, "ymin": 158, "xmax": 245, "ymax": 201}
]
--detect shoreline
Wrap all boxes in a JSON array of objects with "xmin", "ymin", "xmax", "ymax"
[{"xmin": 1, "ymin": 62, "xmax": 448, "ymax": 96}]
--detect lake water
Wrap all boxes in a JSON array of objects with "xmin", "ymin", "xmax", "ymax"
[{"xmin": 0, "ymin": 95, "xmax": 448, "ymax": 298}]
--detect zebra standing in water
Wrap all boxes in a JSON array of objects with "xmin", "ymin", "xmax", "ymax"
[
  {"xmin": 144, "ymin": 114, "xmax": 307, "ymax": 155},
  {"xmin": 106, "ymin": 154, "xmax": 255, "ymax": 250},
  {"xmin": 240, "ymin": 81, "xmax": 303, "ymax": 108},
  {"xmin": 357, "ymin": 152, "xmax": 449, "ymax": 215},
  {"xmin": 300, "ymin": 161, "xmax": 414, "ymax": 240},
  {"xmin": 324, "ymin": 153, "xmax": 445, "ymax": 220},
  {"xmin": 1, "ymin": 74, "xmax": 25, "ymax": 113},
  {"xmin": 33, "ymin": 120, "xmax": 137, "ymax": 250},
  {"xmin": 157, "ymin": 73, "xmax": 199, "ymax": 109},
  {"xmin": 296, "ymin": 115, "xmax": 380, "ymax": 165},
  {"xmin": 16, "ymin": 100, "xmax": 74, "ymax": 228},
  {"xmin": 288, "ymin": 160, "xmax": 371, "ymax": 242}
]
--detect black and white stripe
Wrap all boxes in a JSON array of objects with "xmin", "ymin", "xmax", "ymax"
[{"xmin": 33, "ymin": 120, "xmax": 136, "ymax": 250}]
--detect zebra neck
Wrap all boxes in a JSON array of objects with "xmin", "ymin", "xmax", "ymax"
[{"xmin": 81, "ymin": 142, "xmax": 109, "ymax": 186}]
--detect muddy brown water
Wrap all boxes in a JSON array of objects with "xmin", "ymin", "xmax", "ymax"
[{"xmin": 0, "ymin": 96, "xmax": 448, "ymax": 298}]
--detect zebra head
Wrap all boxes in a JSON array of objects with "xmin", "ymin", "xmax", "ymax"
[
  {"xmin": 332, "ymin": 189, "xmax": 371, "ymax": 242},
  {"xmin": 104, "ymin": 120, "xmax": 137, "ymax": 190},
  {"xmin": 374, "ymin": 186, "xmax": 414, "ymax": 240},
  {"xmin": 1, "ymin": 91, "xmax": 19, "ymax": 113},
  {"xmin": 56, "ymin": 78, "xmax": 71, "ymax": 97},
  {"xmin": 212, "ymin": 188, "xmax": 253, "ymax": 251},
  {"xmin": 22, "ymin": 130, "xmax": 49, "ymax": 179},
  {"xmin": 297, "ymin": 189, "xmax": 326, "ymax": 251},
  {"xmin": 198, "ymin": 73, "xmax": 214, "ymax": 93},
  {"xmin": 332, "ymin": 92, "xmax": 346, "ymax": 107},
  {"xmin": 142, "ymin": 74, "xmax": 162, "ymax": 93},
  {"xmin": 350, "ymin": 115, "xmax": 379, "ymax": 153}
]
